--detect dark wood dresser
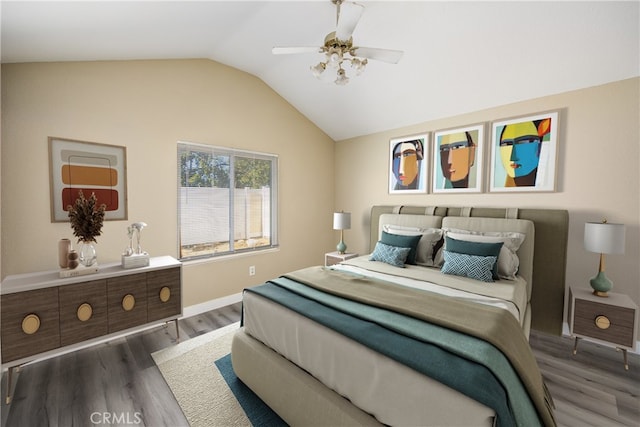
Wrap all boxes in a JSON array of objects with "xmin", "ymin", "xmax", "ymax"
[{"xmin": 1, "ymin": 256, "xmax": 182, "ymax": 403}]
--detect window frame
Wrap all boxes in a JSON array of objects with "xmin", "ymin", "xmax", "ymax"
[{"xmin": 177, "ymin": 141, "xmax": 279, "ymax": 261}]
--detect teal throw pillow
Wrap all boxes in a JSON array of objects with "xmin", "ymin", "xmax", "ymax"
[
  {"xmin": 380, "ymin": 231, "xmax": 422, "ymax": 264},
  {"xmin": 369, "ymin": 241, "xmax": 411, "ymax": 268},
  {"xmin": 445, "ymin": 236, "xmax": 503, "ymax": 279},
  {"xmin": 441, "ymin": 251, "xmax": 497, "ymax": 282}
]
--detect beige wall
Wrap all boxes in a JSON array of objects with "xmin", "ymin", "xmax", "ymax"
[
  {"xmin": 1, "ymin": 59, "xmax": 335, "ymax": 306},
  {"xmin": 2, "ymin": 61, "xmax": 638, "ymax": 320},
  {"xmin": 335, "ymin": 78, "xmax": 640, "ymax": 319}
]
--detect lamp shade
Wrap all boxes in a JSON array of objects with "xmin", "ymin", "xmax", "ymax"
[
  {"xmin": 333, "ymin": 212, "xmax": 351, "ymax": 230},
  {"xmin": 584, "ymin": 222, "xmax": 625, "ymax": 254}
]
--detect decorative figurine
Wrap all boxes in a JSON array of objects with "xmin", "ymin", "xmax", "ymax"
[
  {"xmin": 122, "ymin": 222, "xmax": 150, "ymax": 269},
  {"xmin": 132, "ymin": 222, "xmax": 147, "ymax": 255}
]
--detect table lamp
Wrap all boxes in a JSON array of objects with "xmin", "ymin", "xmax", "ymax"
[
  {"xmin": 584, "ymin": 220, "xmax": 625, "ymax": 297},
  {"xmin": 333, "ymin": 212, "xmax": 351, "ymax": 254}
]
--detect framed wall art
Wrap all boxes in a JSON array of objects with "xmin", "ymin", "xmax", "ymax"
[
  {"xmin": 388, "ymin": 134, "xmax": 429, "ymax": 194},
  {"xmin": 432, "ymin": 123, "xmax": 484, "ymax": 193},
  {"xmin": 49, "ymin": 137, "xmax": 128, "ymax": 222},
  {"xmin": 489, "ymin": 111, "xmax": 559, "ymax": 193}
]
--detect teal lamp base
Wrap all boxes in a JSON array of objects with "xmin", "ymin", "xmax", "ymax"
[
  {"xmin": 590, "ymin": 271, "xmax": 613, "ymax": 297},
  {"xmin": 336, "ymin": 239, "xmax": 347, "ymax": 254}
]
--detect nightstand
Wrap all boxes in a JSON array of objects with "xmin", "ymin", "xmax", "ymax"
[
  {"xmin": 568, "ymin": 286, "xmax": 638, "ymax": 370},
  {"xmin": 325, "ymin": 251, "xmax": 358, "ymax": 267}
]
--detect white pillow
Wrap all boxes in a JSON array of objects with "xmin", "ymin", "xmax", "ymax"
[
  {"xmin": 435, "ymin": 229, "xmax": 525, "ymax": 280},
  {"xmin": 383, "ymin": 224, "xmax": 443, "ymax": 267}
]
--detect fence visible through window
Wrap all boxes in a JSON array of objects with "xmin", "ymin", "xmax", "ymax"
[{"xmin": 177, "ymin": 142, "xmax": 278, "ymax": 260}]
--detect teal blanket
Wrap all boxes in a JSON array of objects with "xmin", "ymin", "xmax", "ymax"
[{"xmin": 244, "ymin": 275, "xmax": 550, "ymax": 427}]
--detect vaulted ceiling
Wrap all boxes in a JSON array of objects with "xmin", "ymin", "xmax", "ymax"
[{"xmin": 2, "ymin": 1, "xmax": 638, "ymax": 140}]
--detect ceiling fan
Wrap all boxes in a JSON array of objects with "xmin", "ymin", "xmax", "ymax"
[{"xmin": 272, "ymin": 0, "xmax": 404, "ymax": 85}]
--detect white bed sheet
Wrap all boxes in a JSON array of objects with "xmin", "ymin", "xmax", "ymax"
[
  {"xmin": 243, "ymin": 292, "xmax": 495, "ymax": 426},
  {"xmin": 336, "ymin": 256, "xmax": 529, "ymax": 325}
]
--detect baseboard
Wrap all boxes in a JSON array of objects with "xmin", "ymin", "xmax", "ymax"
[
  {"xmin": 562, "ymin": 321, "xmax": 640, "ymax": 354},
  {"xmin": 182, "ymin": 293, "xmax": 243, "ymax": 318}
]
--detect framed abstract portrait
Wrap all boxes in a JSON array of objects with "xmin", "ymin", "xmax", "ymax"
[
  {"xmin": 49, "ymin": 137, "xmax": 128, "ymax": 222},
  {"xmin": 432, "ymin": 124, "xmax": 484, "ymax": 193},
  {"xmin": 489, "ymin": 111, "xmax": 559, "ymax": 193},
  {"xmin": 388, "ymin": 134, "xmax": 429, "ymax": 194}
]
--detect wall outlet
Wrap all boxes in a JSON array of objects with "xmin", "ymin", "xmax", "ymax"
[{"xmin": 249, "ymin": 265, "xmax": 256, "ymax": 276}]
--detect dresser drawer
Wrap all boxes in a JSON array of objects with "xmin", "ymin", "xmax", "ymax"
[
  {"xmin": 573, "ymin": 298, "xmax": 635, "ymax": 348},
  {"xmin": 107, "ymin": 273, "xmax": 148, "ymax": 333},
  {"xmin": 1, "ymin": 287, "xmax": 61, "ymax": 363},
  {"xmin": 59, "ymin": 279, "xmax": 108, "ymax": 347},
  {"xmin": 147, "ymin": 268, "xmax": 181, "ymax": 322}
]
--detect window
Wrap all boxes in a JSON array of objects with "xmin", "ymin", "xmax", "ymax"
[{"xmin": 177, "ymin": 142, "xmax": 278, "ymax": 260}]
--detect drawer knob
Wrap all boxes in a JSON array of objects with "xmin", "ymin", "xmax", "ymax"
[
  {"xmin": 77, "ymin": 303, "xmax": 93, "ymax": 322},
  {"xmin": 159, "ymin": 286, "xmax": 171, "ymax": 303},
  {"xmin": 595, "ymin": 315, "xmax": 611, "ymax": 330},
  {"xmin": 122, "ymin": 294, "xmax": 136, "ymax": 311},
  {"xmin": 22, "ymin": 314, "xmax": 41, "ymax": 335}
]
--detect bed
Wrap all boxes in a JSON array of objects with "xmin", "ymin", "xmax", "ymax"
[{"xmin": 232, "ymin": 206, "xmax": 568, "ymax": 427}]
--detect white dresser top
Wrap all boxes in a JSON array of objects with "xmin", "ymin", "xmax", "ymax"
[{"xmin": 1, "ymin": 255, "xmax": 181, "ymax": 295}]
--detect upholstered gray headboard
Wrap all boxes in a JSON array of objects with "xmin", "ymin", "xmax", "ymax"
[{"xmin": 370, "ymin": 205, "xmax": 569, "ymax": 336}]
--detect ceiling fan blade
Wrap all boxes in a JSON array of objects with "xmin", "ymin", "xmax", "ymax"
[
  {"xmin": 353, "ymin": 47, "xmax": 404, "ymax": 64},
  {"xmin": 335, "ymin": 1, "xmax": 364, "ymax": 41},
  {"xmin": 272, "ymin": 47, "xmax": 322, "ymax": 55}
]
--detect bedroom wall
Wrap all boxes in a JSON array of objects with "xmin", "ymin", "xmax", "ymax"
[
  {"xmin": 334, "ymin": 77, "xmax": 640, "ymax": 329},
  {"xmin": 0, "ymin": 59, "xmax": 335, "ymax": 306}
]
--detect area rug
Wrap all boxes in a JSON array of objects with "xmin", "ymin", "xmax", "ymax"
[{"xmin": 152, "ymin": 322, "xmax": 286, "ymax": 426}]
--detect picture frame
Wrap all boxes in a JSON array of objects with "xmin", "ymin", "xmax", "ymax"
[
  {"xmin": 49, "ymin": 137, "xmax": 128, "ymax": 222},
  {"xmin": 489, "ymin": 111, "xmax": 559, "ymax": 193},
  {"xmin": 388, "ymin": 133, "xmax": 429, "ymax": 194},
  {"xmin": 432, "ymin": 123, "xmax": 484, "ymax": 193}
]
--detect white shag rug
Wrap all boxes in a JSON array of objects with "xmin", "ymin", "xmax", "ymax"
[{"xmin": 151, "ymin": 322, "xmax": 248, "ymax": 427}]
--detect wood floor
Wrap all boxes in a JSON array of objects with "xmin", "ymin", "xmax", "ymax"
[
  {"xmin": 1, "ymin": 303, "xmax": 638, "ymax": 427},
  {"xmin": 529, "ymin": 331, "xmax": 639, "ymax": 427}
]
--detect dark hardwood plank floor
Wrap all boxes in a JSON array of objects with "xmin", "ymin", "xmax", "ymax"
[
  {"xmin": 1, "ymin": 303, "xmax": 242, "ymax": 427},
  {"xmin": 2, "ymin": 303, "xmax": 638, "ymax": 426}
]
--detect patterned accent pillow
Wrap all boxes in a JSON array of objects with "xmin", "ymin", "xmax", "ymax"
[
  {"xmin": 380, "ymin": 231, "xmax": 422, "ymax": 265},
  {"xmin": 441, "ymin": 250, "xmax": 497, "ymax": 282},
  {"xmin": 382, "ymin": 225, "xmax": 443, "ymax": 267},
  {"xmin": 369, "ymin": 242, "xmax": 411, "ymax": 268},
  {"xmin": 435, "ymin": 229, "xmax": 525, "ymax": 280},
  {"xmin": 445, "ymin": 236, "xmax": 503, "ymax": 279}
]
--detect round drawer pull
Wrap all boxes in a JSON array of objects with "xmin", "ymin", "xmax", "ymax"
[
  {"xmin": 22, "ymin": 314, "xmax": 41, "ymax": 335},
  {"xmin": 159, "ymin": 286, "xmax": 171, "ymax": 303},
  {"xmin": 595, "ymin": 315, "xmax": 611, "ymax": 330},
  {"xmin": 122, "ymin": 294, "xmax": 136, "ymax": 311},
  {"xmin": 77, "ymin": 303, "xmax": 93, "ymax": 322}
]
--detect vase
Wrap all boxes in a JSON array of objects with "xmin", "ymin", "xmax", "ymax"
[
  {"xmin": 67, "ymin": 250, "xmax": 79, "ymax": 269},
  {"xmin": 78, "ymin": 241, "xmax": 97, "ymax": 267},
  {"xmin": 58, "ymin": 238, "xmax": 71, "ymax": 268}
]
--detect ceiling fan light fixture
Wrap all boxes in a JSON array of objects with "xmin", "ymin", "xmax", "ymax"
[
  {"xmin": 335, "ymin": 68, "xmax": 349, "ymax": 85},
  {"xmin": 327, "ymin": 50, "xmax": 342, "ymax": 68},
  {"xmin": 311, "ymin": 62, "xmax": 327, "ymax": 78},
  {"xmin": 275, "ymin": 0, "xmax": 403, "ymax": 86},
  {"xmin": 351, "ymin": 57, "xmax": 367, "ymax": 75}
]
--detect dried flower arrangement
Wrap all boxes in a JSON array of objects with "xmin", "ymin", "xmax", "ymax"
[{"xmin": 67, "ymin": 190, "xmax": 107, "ymax": 243}]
